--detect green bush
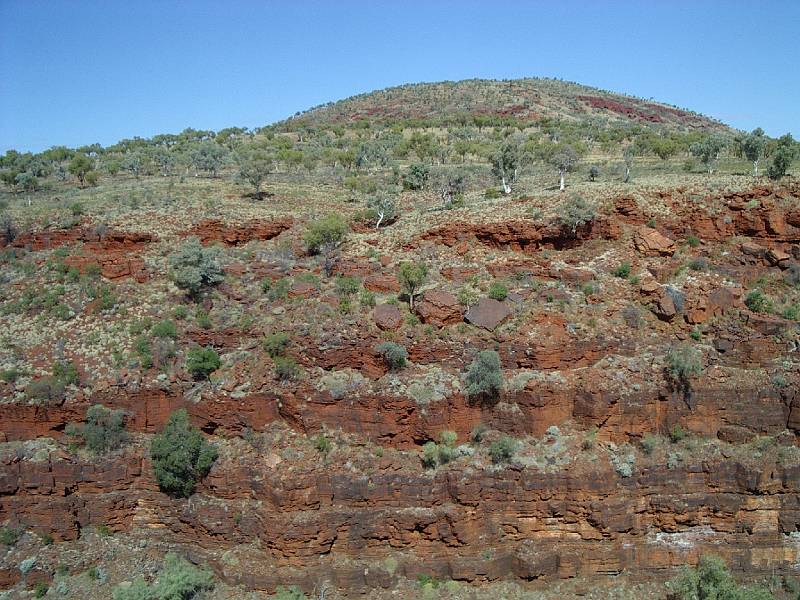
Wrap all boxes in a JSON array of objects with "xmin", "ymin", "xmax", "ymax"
[
  {"xmin": 686, "ymin": 235, "xmax": 701, "ymax": 247},
  {"xmin": 641, "ymin": 434, "xmax": 659, "ymax": 455},
  {"xmin": 484, "ymin": 187, "xmax": 502, "ymax": 199},
  {"xmin": 669, "ymin": 424, "xmax": 688, "ymax": 443},
  {"xmin": 304, "ymin": 213, "xmax": 348, "ymax": 255},
  {"xmin": 558, "ymin": 194, "xmax": 597, "ymax": 234},
  {"xmin": 313, "ymin": 434, "xmax": 331, "ymax": 455},
  {"xmin": 263, "ymin": 332, "xmax": 290, "ymax": 358},
  {"xmin": 489, "ymin": 435, "xmax": 517, "ymax": 464},
  {"xmin": 150, "ymin": 410, "xmax": 218, "ymax": 498},
  {"xmin": 375, "ymin": 341, "xmax": 407, "ymax": 371},
  {"xmin": 34, "ymin": 582, "xmax": 49, "ymax": 598},
  {"xmin": 745, "ymin": 289, "xmax": 772, "ymax": 314},
  {"xmin": 112, "ymin": 553, "xmax": 215, "ymax": 600},
  {"xmin": 52, "ymin": 360, "xmax": 79, "ymax": 385},
  {"xmin": 173, "ymin": 305, "xmax": 188, "ymax": 320},
  {"xmin": 0, "ymin": 525, "xmax": 21, "ymax": 546},
  {"xmin": 666, "ymin": 345, "xmax": 702, "ymax": 384},
  {"xmin": 152, "ymin": 319, "xmax": 178, "ymax": 339},
  {"xmin": 666, "ymin": 554, "xmax": 775, "ymax": 600},
  {"xmin": 613, "ymin": 262, "xmax": 632, "ymax": 278},
  {"xmin": 186, "ymin": 346, "xmax": 220, "ymax": 380},
  {"xmin": 195, "ymin": 310, "xmax": 212, "ymax": 330},
  {"xmin": 66, "ymin": 404, "xmax": 128, "ymax": 454},
  {"xmin": 335, "ymin": 276, "xmax": 360, "ymax": 297},
  {"xmin": 488, "ymin": 281, "xmax": 508, "ymax": 301},
  {"xmin": 273, "ymin": 586, "xmax": 308, "ymax": 600},
  {"xmin": 464, "ymin": 350, "xmax": 503, "ymax": 400},
  {"xmin": 168, "ymin": 237, "xmax": 224, "ymax": 299},
  {"xmin": 274, "ymin": 356, "xmax": 299, "ymax": 381},
  {"xmin": 266, "ymin": 277, "xmax": 292, "ymax": 301}
]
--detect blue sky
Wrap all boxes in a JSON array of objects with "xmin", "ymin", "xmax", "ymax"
[{"xmin": 1, "ymin": 0, "xmax": 798, "ymax": 152}]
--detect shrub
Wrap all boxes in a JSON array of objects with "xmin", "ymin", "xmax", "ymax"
[
  {"xmin": 613, "ymin": 262, "xmax": 632, "ymax": 279},
  {"xmin": 558, "ymin": 194, "xmax": 597, "ymax": 234},
  {"xmin": 195, "ymin": 310, "xmax": 212, "ymax": 330},
  {"xmin": 359, "ymin": 288, "xmax": 376, "ymax": 308},
  {"xmin": 304, "ymin": 214, "xmax": 348, "ymax": 273},
  {"xmin": 266, "ymin": 277, "xmax": 292, "ymax": 301},
  {"xmin": 669, "ymin": 424, "xmax": 688, "ymax": 443},
  {"xmin": 263, "ymin": 332, "xmax": 290, "ymax": 358},
  {"xmin": 422, "ymin": 441, "xmax": 439, "ymax": 469},
  {"xmin": 53, "ymin": 360, "xmax": 79, "ymax": 385},
  {"xmin": 403, "ymin": 163, "xmax": 430, "ymax": 190},
  {"xmin": 313, "ymin": 434, "xmax": 331, "ymax": 455},
  {"xmin": 273, "ymin": 586, "xmax": 308, "ymax": 600},
  {"xmin": 113, "ymin": 553, "xmax": 215, "ymax": 600},
  {"xmin": 666, "ymin": 345, "xmax": 702, "ymax": 394},
  {"xmin": 375, "ymin": 341, "xmax": 407, "ymax": 371},
  {"xmin": 666, "ymin": 554, "xmax": 774, "ymax": 600},
  {"xmin": 34, "ymin": 582, "xmax": 49, "ymax": 598},
  {"xmin": 464, "ymin": 350, "xmax": 503, "ymax": 400},
  {"xmin": 783, "ymin": 303, "xmax": 800, "ymax": 321},
  {"xmin": 686, "ymin": 235, "xmax": 701, "ymax": 247},
  {"xmin": 274, "ymin": 356, "xmax": 299, "ymax": 381},
  {"xmin": 688, "ymin": 258, "xmax": 707, "ymax": 271},
  {"xmin": 484, "ymin": 187, "xmax": 502, "ymax": 199},
  {"xmin": 641, "ymin": 434, "xmax": 659, "ymax": 455},
  {"xmin": 745, "ymin": 289, "xmax": 772, "ymax": 314},
  {"xmin": 488, "ymin": 281, "xmax": 508, "ymax": 301},
  {"xmin": 0, "ymin": 525, "xmax": 21, "ymax": 546},
  {"xmin": 152, "ymin": 319, "xmax": 177, "ymax": 339},
  {"xmin": 66, "ymin": 404, "xmax": 128, "ymax": 454},
  {"xmin": 397, "ymin": 262, "xmax": 428, "ymax": 310},
  {"xmin": 489, "ymin": 435, "xmax": 517, "ymax": 464},
  {"xmin": 471, "ymin": 424, "xmax": 487, "ymax": 443},
  {"xmin": 150, "ymin": 410, "xmax": 218, "ymax": 498},
  {"xmin": 173, "ymin": 305, "xmax": 188, "ymax": 320},
  {"xmin": 588, "ymin": 165, "xmax": 600, "ymax": 181},
  {"xmin": 168, "ymin": 237, "xmax": 224, "ymax": 299},
  {"xmin": 0, "ymin": 368, "xmax": 23, "ymax": 383},
  {"xmin": 335, "ymin": 276, "xmax": 360, "ymax": 297},
  {"xmin": 185, "ymin": 346, "xmax": 220, "ymax": 380}
]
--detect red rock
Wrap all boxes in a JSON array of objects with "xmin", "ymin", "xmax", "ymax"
[
  {"xmin": 766, "ymin": 248, "xmax": 791, "ymax": 266},
  {"xmin": 373, "ymin": 304, "xmax": 402, "ymax": 330},
  {"xmin": 415, "ymin": 290, "xmax": 462, "ymax": 327},
  {"xmin": 184, "ymin": 218, "xmax": 292, "ymax": 246},
  {"xmin": 363, "ymin": 273, "xmax": 400, "ymax": 293},
  {"xmin": 288, "ymin": 281, "xmax": 316, "ymax": 299},
  {"xmin": 465, "ymin": 298, "xmax": 512, "ymax": 330},
  {"xmin": 633, "ymin": 227, "xmax": 676, "ymax": 256}
]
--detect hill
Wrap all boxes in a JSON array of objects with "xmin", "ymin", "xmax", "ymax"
[{"xmin": 292, "ymin": 78, "xmax": 728, "ymax": 132}]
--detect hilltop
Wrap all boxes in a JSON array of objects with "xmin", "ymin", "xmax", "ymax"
[{"xmin": 291, "ymin": 78, "xmax": 728, "ymax": 132}]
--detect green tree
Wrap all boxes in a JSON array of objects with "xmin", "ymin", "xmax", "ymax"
[
  {"xmin": 190, "ymin": 141, "xmax": 228, "ymax": 177},
  {"xmin": 550, "ymin": 144, "xmax": 578, "ymax": 191},
  {"xmin": 491, "ymin": 141, "xmax": 521, "ymax": 194},
  {"xmin": 235, "ymin": 148, "xmax": 274, "ymax": 195},
  {"xmin": 150, "ymin": 409, "xmax": 218, "ymax": 498},
  {"xmin": 397, "ymin": 262, "xmax": 428, "ymax": 311},
  {"xmin": 689, "ymin": 135, "xmax": 726, "ymax": 174},
  {"xmin": 68, "ymin": 154, "xmax": 93, "ymax": 186},
  {"xmin": 766, "ymin": 133, "xmax": 796, "ymax": 181},
  {"xmin": 739, "ymin": 127, "xmax": 767, "ymax": 176},
  {"xmin": 558, "ymin": 195, "xmax": 597, "ymax": 234},
  {"xmin": 168, "ymin": 237, "xmax": 224, "ymax": 299}
]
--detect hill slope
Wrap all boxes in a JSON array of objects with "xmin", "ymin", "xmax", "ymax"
[{"xmin": 292, "ymin": 78, "xmax": 728, "ymax": 132}]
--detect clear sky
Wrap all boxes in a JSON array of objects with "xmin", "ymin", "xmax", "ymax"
[{"xmin": 1, "ymin": 0, "xmax": 798, "ymax": 152}]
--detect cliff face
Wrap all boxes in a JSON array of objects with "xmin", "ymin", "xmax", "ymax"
[{"xmin": 1, "ymin": 181, "xmax": 800, "ymax": 596}]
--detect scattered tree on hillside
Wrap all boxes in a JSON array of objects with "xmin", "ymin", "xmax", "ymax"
[
  {"xmin": 367, "ymin": 193, "xmax": 398, "ymax": 229},
  {"xmin": 550, "ymin": 144, "xmax": 578, "ymax": 191},
  {"xmin": 491, "ymin": 141, "xmax": 521, "ymax": 194},
  {"xmin": 766, "ymin": 133, "xmax": 796, "ymax": 181},
  {"xmin": 623, "ymin": 148, "xmax": 634, "ymax": 183},
  {"xmin": 689, "ymin": 135, "xmax": 726, "ymax": 174},
  {"xmin": 190, "ymin": 141, "xmax": 228, "ymax": 177},
  {"xmin": 68, "ymin": 154, "xmax": 93, "ymax": 186},
  {"xmin": 235, "ymin": 148, "xmax": 274, "ymax": 195},
  {"xmin": 304, "ymin": 213, "xmax": 348, "ymax": 276},
  {"xmin": 397, "ymin": 262, "xmax": 428, "ymax": 311},
  {"xmin": 739, "ymin": 127, "xmax": 767, "ymax": 177}
]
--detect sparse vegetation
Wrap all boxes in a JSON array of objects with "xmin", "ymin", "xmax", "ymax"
[
  {"xmin": 464, "ymin": 350, "xmax": 503, "ymax": 400},
  {"xmin": 185, "ymin": 346, "xmax": 221, "ymax": 380},
  {"xmin": 168, "ymin": 237, "xmax": 224, "ymax": 299},
  {"xmin": 66, "ymin": 404, "xmax": 128, "ymax": 454},
  {"xmin": 375, "ymin": 341, "xmax": 407, "ymax": 370}
]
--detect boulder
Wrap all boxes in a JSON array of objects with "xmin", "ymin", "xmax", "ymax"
[
  {"xmin": 415, "ymin": 290, "xmax": 462, "ymax": 327},
  {"xmin": 465, "ymin": 298, "xmax": 512, "ymax": 330},
  {"xmin": 373, "ymin": 304, "xmax": 403, "ymax": 331},
  {"xmin": 633, "ymin": 227, "xmax": 675, "ymax": 256}
]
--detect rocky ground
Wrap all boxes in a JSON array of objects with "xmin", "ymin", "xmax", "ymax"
[{"xmin": 1, "ymin": 172, "xmax": 799, "ymax": 598}]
